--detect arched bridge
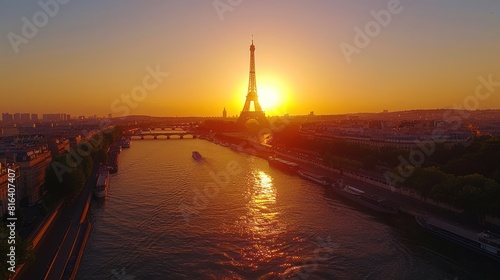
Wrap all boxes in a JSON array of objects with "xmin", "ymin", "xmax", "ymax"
[
  {"xmin": 128, "ymin": 132, "xmax": 197, "ymax": 140},
  {"xmin": 140, "ymin": 126, "xmax": 191, "ymax": 131}
]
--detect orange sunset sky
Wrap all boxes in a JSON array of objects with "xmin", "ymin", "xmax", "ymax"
[{"xmin": 1, "ymin": 0, "xmax": 499, "ymax": 117}]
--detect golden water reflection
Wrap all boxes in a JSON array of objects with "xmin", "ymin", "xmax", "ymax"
[{"xmin": 238, "ymin": 169, "xmax": 287, "ymax": 268}]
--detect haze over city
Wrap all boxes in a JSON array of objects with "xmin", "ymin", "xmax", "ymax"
[{"xmin": 1, "ymin": 0, "xmax": 499, "ymax": 117}]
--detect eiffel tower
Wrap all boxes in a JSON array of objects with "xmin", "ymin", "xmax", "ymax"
[{"xmin": 236, "ymin": 38, "xmax": 270, "ymax": 128}]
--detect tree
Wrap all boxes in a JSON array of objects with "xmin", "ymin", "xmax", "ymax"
[
  {"xmin": 97, "ymin": 149, "xmax": 108, "ymax": 165},
  {"xmin": 81, "ymin": 154, "xmax": 93, "ymax": 178},
  {"xmin": 379, "ymin": 147, "xmax": 408, "ymax": 167},
  {"xmin": 441, "ymin": 157, "xmax": 476, "ymax": 176},
  {"xmin": 362, "ymin": 155, "xmax": 377, "ymax": 170},
  {"xmin": 405, "ymin": 167, "xmax": 449, "ymax": 200},
  {"xmin": 435, "ymin": 174, "xmax": 500, "ymax": 224},
  {"xmin": 45, "ymin": 152, "xmax": 91, "ymax": 199},
  {"xmin": 491, "ymin": 168, "xmax": 500, "ymax": 185},
  {"xmin": 431, "ymin": 176, "xmax": 459, "ymax": 207},
  {"xmin": 60, "ymin": 168, "xmax": 86, "ymax": 197},
  {"xmin": 482, "ymin": 179, "xmax": 500, "ymax": 218}
]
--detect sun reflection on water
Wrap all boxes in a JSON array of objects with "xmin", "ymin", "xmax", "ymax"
[{"xmin": 236, "ymin": 169, "xmax": 287, "ymax": 268}]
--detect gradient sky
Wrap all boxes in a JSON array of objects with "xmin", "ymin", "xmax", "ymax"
[{"xmin": 1, "ymin": 0, "xmax": 499, "ymax": 117}]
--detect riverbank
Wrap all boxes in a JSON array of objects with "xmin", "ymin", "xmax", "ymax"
[
  {"xmin": 207, "ymin": 132, "xmax": 500, "ymax": 231},
  {"xmin": 13, "ymin": 154, "xmax": 98, "ymax": 280}
]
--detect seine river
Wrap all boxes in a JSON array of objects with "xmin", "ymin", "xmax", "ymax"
[{"xmin": 77, "ymin": 140, "xmax": 497, "ymax": 280}]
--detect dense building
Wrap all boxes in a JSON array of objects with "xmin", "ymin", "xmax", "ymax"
[
  {"xmin": 13, "ymin": 113, "xmax": 21, "ymax": 122},
  {"xmin": 20, "ymin": 113, "xmax": 31, "ymax": 122},
  {"xmin": 0, "ymin": 162, "xmax": 20, "ymax": 217},
  {"xmin": 2, "ymin": 113, "xmax": 13, "ymax": 123},
  {"xmin": 0, "ymin": 128, "xmax": 19, "ymax": 136},
  {"xmin": 0, "ymin": 144, "xmax": 52, "ymax": 205},
  {"xmin": 42, "ymin": 113, "xmax": 68, "ymax": 122},
  {"xmin": 47, "ymin": 137, "xmax": 71, "ymax": 157},
  {"xmin": 1, "ymin": 112, "xmax": 74, "ymax": 124},
  {"xmin": 301, "ymin": 120, "xmax": 474, "ymax": 151}
]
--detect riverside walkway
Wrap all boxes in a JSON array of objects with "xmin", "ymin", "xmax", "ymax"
[{"xmin": 14, "ymin": 156, "xmax": 98, "ymax": 280}]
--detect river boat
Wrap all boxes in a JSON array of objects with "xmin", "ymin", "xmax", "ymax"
[
  {"xmin": 268, "ymin": 156, "xmax": 299, "ymax": 174},
  {"xmin": 330, "ymin": 182, "xmax": 398, "ymax": 214},
  {"xmin": 298, "ymin": 170, "xmax": 330, "ymax": 186},
  {"xmin": 94, "ymin": 165, "xmax": 109, "ymax": 198},
  {"xmin": 416, "ymin": 215, "xmax": 500, "ymax": 261},
  {"xmin": 192, "ymin": 151, "xmax": 202, "ymax": 160},
  {"xmin": 121, "ymin": 138, "xmax": 131, "ymax": 148}
]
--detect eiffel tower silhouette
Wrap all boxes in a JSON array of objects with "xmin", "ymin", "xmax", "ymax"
[{"xmin": 236, "ymin": 38, "xmax": 270, "ymax": 128}]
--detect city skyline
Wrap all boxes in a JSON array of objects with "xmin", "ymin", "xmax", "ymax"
[
  {"xmin": 1, "ymin": 1, "xmax": 500, "ymax": 117},
  {"xmin": 2, "ymin": 2, "xmax": 500, "ymax": 277}
]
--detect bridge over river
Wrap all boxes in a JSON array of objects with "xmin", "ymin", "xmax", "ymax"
[{"xmin": 125, "ymin": 131, "xmax": 197, "ymax": 140}]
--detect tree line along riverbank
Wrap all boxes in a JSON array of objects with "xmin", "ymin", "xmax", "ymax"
[{"xmin": 0, "ymin": 127, "xmax": 122, "ymax": 279}]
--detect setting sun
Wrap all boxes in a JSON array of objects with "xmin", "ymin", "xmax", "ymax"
[
  {"xmin": 258, "ymin": 84, "xmax": 281, "ymax": 112},
  {"xmin": 257, "ymin": 78, "xmax": 291, "ymax": 116},
  {"xmin": 233, "ymin": 77, "xmax": 290, "ymax": 116}
]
